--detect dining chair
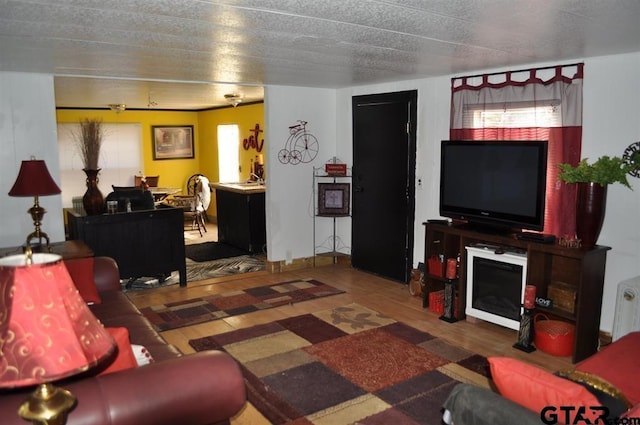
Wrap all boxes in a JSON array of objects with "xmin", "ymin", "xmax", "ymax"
[{"xmin": 169, "ymin": 194, "xmax": 207, "ymax": 237}]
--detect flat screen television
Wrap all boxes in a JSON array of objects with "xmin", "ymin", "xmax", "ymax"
[{"xmin": 439, "ymin": 140, "xmax": 548, "ymax": 233}]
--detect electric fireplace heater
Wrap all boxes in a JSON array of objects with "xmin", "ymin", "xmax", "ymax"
[{"xmin": 465, "ymin": 246, "xmax": 528, "ymax": 330}]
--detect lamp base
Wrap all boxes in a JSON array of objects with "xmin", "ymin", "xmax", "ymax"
[
  {"xmin": 25, "ymin": 198, "xmax": 52, "ymax": 252},
  {"xmin": 24, "ymin": 230, "xmax": 52, "ymax": 253},
  {"xmin": 22, "ymin": 241, "xmax": 49, "ymax": 254},
  {"xmin": 18, "ymin": 383, "xmax": 76, "ymax": 425}
]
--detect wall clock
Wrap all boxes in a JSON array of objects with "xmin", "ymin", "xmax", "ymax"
[{"xmin": 623, "ymin": 141, "xmax": 640, "ymax": 177}]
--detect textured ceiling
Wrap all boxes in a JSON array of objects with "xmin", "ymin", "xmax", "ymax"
[{"xmin": 2, "ymin": 0, "xmax": 639, "ymax": 110}]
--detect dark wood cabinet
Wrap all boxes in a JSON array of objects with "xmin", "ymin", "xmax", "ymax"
[
  {"xmin": 215, "ymin": 189, "xmax": 266, "ymax": 253},
  {"xmin": 67, "ymin": 207, "xmax": 187, "ymax": 286},
  {"xmin": 423, "ymin": 222, "xmax": 609, "ymax": 363}
]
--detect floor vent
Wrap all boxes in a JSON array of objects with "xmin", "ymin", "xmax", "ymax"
[{"xmin": 613, "ymin": 276, "xmax": 640, "ymax": 341}]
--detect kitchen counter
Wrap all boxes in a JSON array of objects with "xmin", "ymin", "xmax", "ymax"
[
  {"xmin": 212, "ymin": 182, "xmax": 266, "ymax": 253},
  {"xmin": 210, "ymin": 181, "xmax": 266, "ymax": 195}
]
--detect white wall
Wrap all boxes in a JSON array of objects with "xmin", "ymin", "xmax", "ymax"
[
  {"xmin": 582, "ymin": 53, "xmax": 640, "ymax": 332},
  {"xmin": 0, "ymin": 72, "xmax": 64, "ymax": 247},
  {"xmin": 264, "ymin": 86, "xmax": 337, "ymax": 263}
]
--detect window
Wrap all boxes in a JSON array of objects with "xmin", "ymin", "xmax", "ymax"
[
  {"xmin": 217, "ymin": 124, "xmax": 239, "ymax": 182},
  {"xmin": 57, "ymin": 123, "xmax": 142, "ymax": 207},
  {"xmin": 467, "ymin": 102, "xmax": 562, "ymax": 129}
]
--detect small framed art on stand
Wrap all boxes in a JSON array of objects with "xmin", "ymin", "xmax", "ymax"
[{"xmin": 317, "ymin": 183, "xmax": 350, "ymax": 217}]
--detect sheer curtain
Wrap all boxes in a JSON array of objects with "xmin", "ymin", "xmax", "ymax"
[{"xmin": 450, "ymin": 63, "xmax": 584, "ymax": 237}]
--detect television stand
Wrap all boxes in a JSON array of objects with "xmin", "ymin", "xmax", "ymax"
[
  {"xmin": 516, "ymin": 231, "xmax": 556, "ymax": 244},
  {"xmin": 422, "ymin": 221, "xmax": 609, "ymax": 363}
]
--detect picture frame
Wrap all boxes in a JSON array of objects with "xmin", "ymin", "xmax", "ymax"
[
  {"xmin": 318, "ymin": 183, "xmax": 350, "ymax": 216},
  {"xmin": 152, "ymin": 125, "xmax": 194, "ymax": 160}
]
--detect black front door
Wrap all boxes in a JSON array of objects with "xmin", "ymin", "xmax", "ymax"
[{"xmin": 351, "ymin": 91, "xmax": 417, "ymax": 283}]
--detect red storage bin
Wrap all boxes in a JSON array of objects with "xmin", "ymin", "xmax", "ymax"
[
  {"xmin": 429, "ymin": 290, "xmax": 445, "ymax": 314},
  {"xmin": 428, "ymin": 290, "xmax": 459, "ymax": 316},
  {"xmin": 534, "ymin": 314, "xmax": 575, "ymax": 357}
]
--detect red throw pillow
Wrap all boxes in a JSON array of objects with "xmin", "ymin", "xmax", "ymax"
[
  {"xmin": 489, "ymin": 357, "xmax": 603, "ymax": 424},
  {"xmin": 100, "ymin": 327, "xmax": 138, "ymax": 375},
  {"xmin": 64, "ymin": 258, "xmax": 101, "ymax": 304}
]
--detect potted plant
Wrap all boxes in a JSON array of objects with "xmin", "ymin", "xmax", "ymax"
[
  {"xmin": 558, "ymin": 156, "xmax": 632, "ymax": 188},
  {"xmin": 558, "ymin": 156, "xmax": 632, "ymax": 248},
  {"xmin": 73, "ymin": 118, "xmax": 105, "ymax": 215}
]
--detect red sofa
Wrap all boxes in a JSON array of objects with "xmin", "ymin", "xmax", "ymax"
[
  {"xmin": 0, "ymin": 256, "xmax": 246, "ymax": 425},
  {"xmin": 443, "ymin": 331, "xmax": 640, "ymax": 424}
]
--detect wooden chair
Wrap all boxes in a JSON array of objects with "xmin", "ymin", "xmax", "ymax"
[
  {"xmin": 186, "ymin": 174, "xmax": 211, "ymax": 220},
  {"xmin": 168, "ymin": 194, "xmax": 207, "ymax": 237},
  {"xmin": 187, "ymin": 174, "xmax": 203, "ymax": 195}
]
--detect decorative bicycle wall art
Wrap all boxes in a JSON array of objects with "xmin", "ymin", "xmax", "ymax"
[{"xmin": 278, "ymin": 120, "xmax": 319, "ymax": 165}]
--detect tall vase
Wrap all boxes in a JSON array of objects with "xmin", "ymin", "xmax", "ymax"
[
  {"xmin": 575, "ymin": 182, "xmax": 607, "ymax": 249},
  {"xmin": 82, "ymin": 168, "xmax": 104, "ymax": 215}
]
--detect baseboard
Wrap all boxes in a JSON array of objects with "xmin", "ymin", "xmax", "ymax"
[
  {"xmin": 598, "ymin": 330, "xmax": 613, "ymax": 349},
  {"xmin": 265, "ymin": 255, "xmax": 351, "ymax": 273}
]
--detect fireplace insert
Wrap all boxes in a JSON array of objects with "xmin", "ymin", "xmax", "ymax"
[{"xmin": 465, "ymin": 246, "xmax": 527, "ymax": 330}]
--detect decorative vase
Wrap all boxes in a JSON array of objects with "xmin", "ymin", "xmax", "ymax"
[
  {"xmin": 575, "ymin": 182, "xmax": 607, "ymax": 249},
  {"xmin": 82, "ymin": 168, "xmax": 104, "ymax": 215}
]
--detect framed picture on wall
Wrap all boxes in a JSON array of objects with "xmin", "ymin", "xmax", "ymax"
[
  {"xmin": 318, "ymin": 183, "xmax": 350, "ymax": 216},
  {"xmin": 152, "ymin": 125, "xmax": 194, "ymax": 160}
]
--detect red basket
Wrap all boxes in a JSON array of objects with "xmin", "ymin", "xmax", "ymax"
[
  {"xmin": 427, "ymin": 256, "xmax": 444, "ymax": 277},
  {"xmin": 534, "ymin": 314, "xmax": 575, "ymax": 357},
  {"xmin": 428, "ymin": 290, "xmax": 459, "ymax": 316},
  {"xmin": 429, "ymin": 290, "xmax": 445, "ymax": 314}
]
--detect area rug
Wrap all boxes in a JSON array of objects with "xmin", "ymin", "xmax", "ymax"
[
  {"xmin": 141, "ymin": 279, "xmax": 345, "ymax": 332},
  {"xmin": 185, "ymin": 241, "xmax": 250, "ymax": 262},
  {"xmin": 189, "ymin": 303, "xmax": 490, "ymax": 425},
  {"xmin": 186, "ymin": 255, "xmax": 265, "ymax": 281},
  {"xmin": 122, "ymin": 255, "xmax": 266, "ymax": 292}
]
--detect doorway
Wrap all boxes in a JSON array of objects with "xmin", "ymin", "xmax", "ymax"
[{"xmin": 351, "ymin": 90, "xmax": 417, "ymax": 283}]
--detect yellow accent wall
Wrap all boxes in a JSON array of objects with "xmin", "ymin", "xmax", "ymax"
[
  {"xmin": 197, "ymin": 103, "xmax": 266, "ymax": 184},
  {"xmin": 56, "ymin": 103, "xmax": 264, "ymax": 216}
]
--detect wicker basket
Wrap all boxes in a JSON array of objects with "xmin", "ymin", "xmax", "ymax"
[{"xmin": 534, "ymin": 314, "xmax": 575, "ymax": 356}]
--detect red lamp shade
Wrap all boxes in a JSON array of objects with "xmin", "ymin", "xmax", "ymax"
[
  {"xmin": 0, "ymin": 253, "xmax": 115, "ymax": 388},
  {"xmin": 8, "ymin": 159, "xmax": 61, "ymax": 197}
]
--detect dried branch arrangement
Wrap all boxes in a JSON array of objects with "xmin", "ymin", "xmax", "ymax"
[{"xmin": 73, "ymin": 118, "xmax": 103, "ymax": 169}]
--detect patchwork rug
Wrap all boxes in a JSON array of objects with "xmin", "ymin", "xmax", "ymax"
[
  {"xmin": 140, "ymin": 279, "xmax": 345, "ymax": 332},
  {"xmin": 189, "ymin": 303, "xmax": 490, "ymax": 425}
]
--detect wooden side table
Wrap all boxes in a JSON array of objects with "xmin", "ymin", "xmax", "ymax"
[{"xmin": 0, "ymin": 240, "xmax": 94, "ymax": 260}]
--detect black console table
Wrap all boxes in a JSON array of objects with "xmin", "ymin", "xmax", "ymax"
[
  {"xmin": 67, "ymin": 206, "xmax": 187, "ymax": 286},
  {"xmin": 423, "ymin": 222, "xmax": 610, "ymax": 363}
]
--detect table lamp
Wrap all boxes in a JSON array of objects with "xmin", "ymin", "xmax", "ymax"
[
  {"xmin": 0, "ymin": 249, "xmax": 115, "ymax": 425},
  {"xmin": 8, "ymin": 158, "xmax": 62, "ymax": 251}
]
